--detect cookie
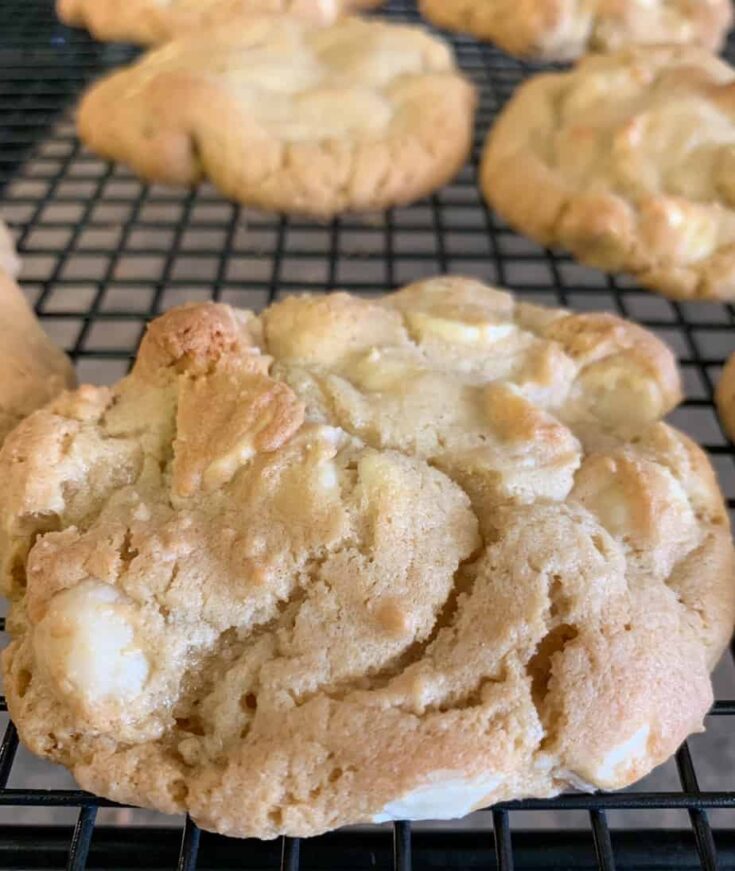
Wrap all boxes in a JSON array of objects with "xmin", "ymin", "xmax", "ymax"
[
  {"xmin": 482, "ymin": 46, "xmax": 735, "ymax": 301},
  {"xmin": 0, "ymin": 218, "xmax": 21, "ymax": 278},
  {"xmin": 0, "ymin": 270, "xmax": 76, "ymax": 445},
  {"xmin": 3, "ymin": 277, "xmax": 732, "ymax": 839},
  {"xmin": 75, "ymin": 17, "xmax": 475, "ymax": 217},
  {"xmin": 419, "ymin": 0, "xmax": 732, "ymax": 62},
  {"xmin": 716, "ymin": 352, "xmax": 735, "ymax": 441},
  {"xmin": 58, "ymin": 0, "xmax": 384, "ymax": 45}
]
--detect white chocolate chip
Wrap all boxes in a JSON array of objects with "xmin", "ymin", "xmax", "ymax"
[
  {"xmin": 592, "ymin": 723, "xmax": 651, "ymax": 788},
  {"xmin": 407, "ymin": 312, "xmax": 517, "ymax": 345},
  {"xmin": 373, "ymin": 771, "xmax": 503, "ymax": 822},
  {"xmin": 317, "ymin": 461, "xmax": 339, "ymax": 491},
  {"xmin": 34, "ymin": 580, "xmax": 150, "ymax": 707},
  {"xmin": 133, "ymin": 503, "xmax": 151, "ymax": 521}
]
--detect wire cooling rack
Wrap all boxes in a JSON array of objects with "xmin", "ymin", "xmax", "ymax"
[{"xmin": 2, "ymin": 0, "xmax": 735, "ymax": 868}]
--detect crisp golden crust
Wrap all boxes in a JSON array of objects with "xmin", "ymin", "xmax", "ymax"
[
  {"xmin": 58, "ymin": 0, "xmax": 384, "ymax": 45},
  {"xmin": 2, "ymin": 279, "xmax": 733, "ymax": 839},
  {"xmin": 75, "ymin": 17, "xmax": 476, "ymax": 218},
  {"xmin": 482, "ymin": 46, "xmax": 735, "ymax": 301},
  {"xmin": 0, "ymin": 271, "xmax": 76, "ymax": 446},
  {"xmin": 716, "ymin": 352, "xmax": 735, "ymax": 441},
  {"xmin": 419, "ymin": 0, "xmax": 732, "ymax": 62}
]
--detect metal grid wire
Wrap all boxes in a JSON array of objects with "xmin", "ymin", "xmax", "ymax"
[{"xmin": 1, "ymin": 0, "xmax": 735, "ymax": 868}]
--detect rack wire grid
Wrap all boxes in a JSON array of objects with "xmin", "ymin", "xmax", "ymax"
[{"xmin": 1, "ymin": 0, "xmax": 735, "ymax": 869}]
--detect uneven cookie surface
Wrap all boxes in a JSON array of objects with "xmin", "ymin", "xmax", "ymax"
[
  {"xmin": 0, "ymin": 270, "xmax": 76, "ymax": 445},
  {"xmin": 2, "ymin": 278, "xmax": 733, "ymax": 839},
  {"xmin": 58, "ymin": 0, "xmax": 384, "ymax": 45},
  {"xmin": 483, "ymin": 47, "xmax": 735, "ymax": 301},
  {"xmin": 419, "ymin": 0, "xmax": 731, "ymax": 62},
  {"xmin": 75, "ymin": 16, "xmax": 475, "ymax": 217}
]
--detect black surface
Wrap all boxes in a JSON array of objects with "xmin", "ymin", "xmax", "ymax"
[{"xmin": 0, "ymin": 827, "xmax": 733, "ymax": 870}]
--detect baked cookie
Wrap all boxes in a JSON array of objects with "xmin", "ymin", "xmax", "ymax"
[
  {"xmin": 716, "ymin": 352, "xmax": 735, "ymax": 441},
  {"xmin": 0, "ymin": 271, "xmax": 76, "ymax": 445},
  {"xmin": 3, "ymin": 278, "xmax": 732, "ymax": 839},
  {"xmin": 419, "ymin": 0, "xmax": 732, "ymax": 62},
  {"xmin": 75, "ymin": 17, "xmax": 475, "ymax": 218},
  {"xmin": 0, "ymin": 218, "xmax": 20, "ymax": 278},
  {"xmin": 58, "ymin": 0, "xmax": 384, "ymax": 45},
  {"xmin": 482, "ymin": 46, "xmax": 735, "ymax": 301}
]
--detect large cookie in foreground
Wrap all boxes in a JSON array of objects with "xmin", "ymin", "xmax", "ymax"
[
  {"xmin": 75, "ymin": 16, "xmax": 476, "ymax": 217},
  {"xmin": 58, "ymin": 0, "xmax": 384, "ymax": 45},
  {"xmin": 2, "ymin": 278, "xmax": 733, "ymax": 839},
  {"xmin": 482, "ymin": 46, "xmax": 735, "ymax": 301}
]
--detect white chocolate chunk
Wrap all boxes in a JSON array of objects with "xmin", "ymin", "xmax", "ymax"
[
  {"xmin": 592, "ymin": 723, "xmax": 651, "ymax": 788},
  {"xmin": 564, "ymin": 724, "xmax": 651, "ymax": 791},
  {"xmin": 407, "ymin": 311, "xmax": 517, "ymax": 345},
  {"xmin": 317, "ymin": 0, "xmax": 338, "ymax": 17},
  {"xmin": 133, "ymin": 502, "xmax": 151, "ymax": 522},
  {"xmin": 317, "ymin": 425, "xmax": 345, "ymax": 449},
  {"xmin": 313, "ymin": 425, "xmax": 343, "ymax": 491},
  {"xmin": 203, "ymin": 441, "xmax": 258, "ymax": 492},
  {"xmin": 34, "ymin": 579, "xmax": 149, "ymax": 706},
  {"xmin": 317, "ymin": 461, "xmax": 339, "ymax": 490},
  {"xmin": 372, "ymin": 771, "xmax": 503, "ymax": 822},
  {"xmin": 350, "ymin": 350, "xmax": 422, "ymax": 391}
]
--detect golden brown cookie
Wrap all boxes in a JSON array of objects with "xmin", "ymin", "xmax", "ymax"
[
  {"xmin": 0, "ymin": 269, "xmax": 76, "ymax": 446},
  {"xmin": 3, "ymin": 278, "xmax": 732, "ymax": 839},
  {"xmin": 419, "ymin": 0, "xmax": 731, "ymax": 62},
  {"xmin": 58, "ymin": 0, "xmax": 384, "ymax": 45},
  {"xmin": 75, "ymin": 16, "xmax": 475, "ymax": 217},
  {"xmin": 482, "ymin": 46, "xmax": 735, "ymax": 301}
]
